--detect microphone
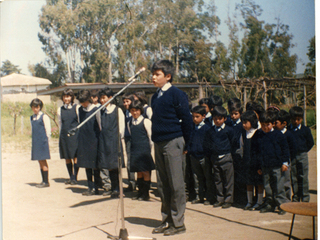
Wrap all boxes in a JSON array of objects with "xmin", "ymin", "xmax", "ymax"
[{"xmin": 128, "ymin": 67, "xmax": 146, "ymax": 82}]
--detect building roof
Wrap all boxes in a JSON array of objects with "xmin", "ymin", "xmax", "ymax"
[{"xmin": 0, "ymin": 73, "xmax": 52, "ymax": 87}]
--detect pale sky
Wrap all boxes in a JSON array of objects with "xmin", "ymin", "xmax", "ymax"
[{"xmin": 0, "ymin": 0, "xmax": 316, "ymax": 76}]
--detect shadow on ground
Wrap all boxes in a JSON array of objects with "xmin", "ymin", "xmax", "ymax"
[{"xmin": 125, "ymin": 217, "xmax": 162, "ymax": 228}]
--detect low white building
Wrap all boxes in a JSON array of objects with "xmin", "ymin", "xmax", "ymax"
[{"xmin": 0, "ymin": 73, "xmax": 52, "ymax": 103}]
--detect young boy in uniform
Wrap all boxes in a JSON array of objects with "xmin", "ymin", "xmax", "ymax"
[
  {"xmin": 185, "ymin": 105, "xmax": 211, "ymax": 204},
  {"xmin": 275, "ymin": 110, "xmax": 297, "ymax": 201},
  {"xmin": 257, "ymin": 111, "xmax": 290, "ymax": 214},
  {"xmin": 151, "ymin": 60, "xmax": 193, "ymax": 236},
  {"xmin": 288, "ymin": 106, "xmax": 314, "ymax": 202},
  {"xmin": 203, "ymin": 106, "xmax": 234, "ymax": 208}
]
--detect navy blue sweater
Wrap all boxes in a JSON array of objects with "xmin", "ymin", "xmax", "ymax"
[
  {"xmin": 151, "ymin": 86, "xmax": 193, "ymax": 144},
  {"xmin": 203, "ymin": 124, "xmax": 234, "ymax": 157},
  {"xmin": 226, "ymin": 120, "xmax": 243, "ymax": 155},
  {"xmin": 283, "ymin": 129, "xmax": 297, "ymax": 162},
  {"xmin": 186, "ymin": 123, "xmax": 211, "ymax": 159},
  {"xmin": 288, "ymin": 124, "xmax": 314, "ymax": 153},
  {"xmin": 255, "ymin": 129, "xmax": 290, "ymax": 168}
]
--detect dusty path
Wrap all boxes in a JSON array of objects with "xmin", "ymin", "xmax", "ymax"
[{"xmin": 1, "ymin": 140, "xmax": 317, "ymax": 240}]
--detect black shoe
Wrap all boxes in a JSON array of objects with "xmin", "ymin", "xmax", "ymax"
[
  {"xmin": 36, "ymin": 182, "xmax": 50, "ymax": 188},
  {"xmin": 222, "ymin": 203, "xmax": 232, "ymax": 209},
  {"xmin": 152, "ymin": 224, "xmax": 170, "ymax": 234},
  {"xmin": 163, "ymin": 225, "xmax": 186, "ymax": 236},
  {"xmin": 103, "ymin": 190, "xmax": 112, "ymax": 196},
  {"xmin": 244, "ymin": 203, "xmax": 253, "ymax": 210},
  {"xmin": 192, "ymin": 199, "xmax": 204, "ymax": 204},
  {"xmin": 111, "ymin": 191, "xmax": 120, "ymax": 198},
  {"xmin": 95, "ymin": 189, "xmax": 100, "ymax": 195},
  {"xmin": 278, "ymin": 207, "xmax": 286, "ymax": 215},
  {"xmin": 204, "ymin": 200, "xmax": 211, "ymax": 205},
  {"xmin": 213, "ymin": 202, "xmax": 223, "ymax": 208},
  {"xmin": 82, "ymin": 189, "xmax": 94, "ymax": 196},
  {"xmin": 65, "ymin": 179, "xmax": 71, "ymax": 185},
  {"xmin": 260, "ymin": 204, "xmax": 275, "ymax": 213},
  {"xmin": 70, "ymin": 180, "xmax": 77, "ymax": 185}
]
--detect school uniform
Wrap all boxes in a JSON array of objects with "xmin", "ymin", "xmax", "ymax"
[
  {"xmin": 203, "ymin": 123, "xmax": 234, "ymax": 204},
  {"xmin": 186, "ymin": 121, "xmax": 210, "ymax": 202},
  {"xmin": 124, "ymin": 109, "xmax": 135, "ymax": 189},
  {"xmin": 97, "ymin": 104, "xmax": 125, "ymax": 169},
  {"xmin": 204, "ymin": 112, "xmax": 212, "ymax": 126},
  {"xmin": 77, "ymin": 104, "xmax": 100, "ymax": 169},
  {"xmin": 280, "ymin": 128, "xmax": 297, "ymax": 200},
  {"xmin": 227, "ymin": 118, "xmax": 246, "ymax": 204},
  {"xmin": 288, "ymin": 124, "xmax": 314, "ymax": 202},
  {"xmin": 256, "ymin": 129, "xmax": 290, "ymax": 208},
  {"xmin": 241, "ymin": 128, "xmax": 263, "ymax": 186},
  {"xmin": 31, "ymin": 111, "xmax": 51, "ymax": 160},
  {"xmin": 151, "ymin": 82, "xmax": 193, "ymax": 228},
  {"xmin": 97, "ymin": 104, "xmax": 125, "ymax": 194},
  {"xmin": 58, "ymin": 104, "xmax": 79, "ymax": 159},
  {"xmin": 129, "ymin": 115, "xmax": 155, "ymax": 172}
]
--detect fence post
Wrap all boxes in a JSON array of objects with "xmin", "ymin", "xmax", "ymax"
[
  {"xmin": 303, "ymin": 85, "xmax": 307, "ymax": 126},
  {"xmin": 21, "ymin": 115, "xmax": 24, "ymax": 135},
  {"xmin": 263, "ymin": 80, "xmax": 267, "ymax": 109}
]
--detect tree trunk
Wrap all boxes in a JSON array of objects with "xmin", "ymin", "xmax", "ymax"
[{"xmin": 175, "ymin": 38, "xmax": 179, "ymax": 81}]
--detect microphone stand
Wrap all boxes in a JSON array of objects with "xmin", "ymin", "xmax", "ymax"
[{"xmin": 68, "ymin": 68, "xmax": 155, "ymax": 240}]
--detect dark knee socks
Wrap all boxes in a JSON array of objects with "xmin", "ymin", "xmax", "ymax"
[
  {"xmin": 66, "ymin": 163, "xmax": 73, "ymax": 179},
  {"xmin": 85, "ymin": 168, "xmax": 94, "ymax": 190},
  {"xmin": 40, "ymin": 169, "xmax": 49, "ymax": 184},
  {"xmin": 110, "ymin": 169, "xmax": 119, "ymax": 192},
  {"xmin": 73, "ymin": 163, "xmax": 79, "ymax": 181}
]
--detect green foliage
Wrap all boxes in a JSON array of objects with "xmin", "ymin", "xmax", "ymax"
[
  {"xmin": 304, "ymin": 36, "xmax": 315, "ymax": 76},
  {"xmin": 0, "ymin": 60, "xmax": 21, "ymax": 76}
]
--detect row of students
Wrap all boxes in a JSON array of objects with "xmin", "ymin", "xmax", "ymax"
[{"xmin": 186, "ymin": 96, "xmax": 314, "ymax": 214}]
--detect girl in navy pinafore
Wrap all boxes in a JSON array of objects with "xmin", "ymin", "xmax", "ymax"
[
  {"xmin": 30, "ymin": 98, "xmax": 51, "ymax": 188},
  {"xmin": 97, "ymin": 88, "xmax": 126, "ymax": 198},
  {"xmin": 58, "ymin": 89, "xmax": 79, "ymax": 185},
  {"xmin": 128, "ymin": 100, "xmax": 155, "ymax": 201},
  {"xmin": 77, "ymin": 90, "xmax": 101, "ymax": 196},
  {"xmin": 240, "ymin": 110, "xmax": 264, "ymax": 210}
]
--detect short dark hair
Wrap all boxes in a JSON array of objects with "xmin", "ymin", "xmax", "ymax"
[
  {"xmin": 134, "ymin": 91, "xmax": 148, "ymax": 105},
  {"xmin": 246, "ymin": 101, "xmax": 265, "ymax": 118},
  {"xmin": 77, "ymin": 89, "xmax": 92, "ymax": 103},
  {"xmin": 99, "ymin": 87, "xmax": 114, "ymax": 98},
  {"xmin": 289, "ymin": 106, "xmax": 304, "ymax": 118},
  {"xmin": 259, "ymin": 111, "xmax": 277, "ymax": 124},
  {"xmin": 61, "ymin": 88, "xmax": 75, "ymax": 104},
  {"xmin": 210, "ymin": 95, "xmax": 223, "ymax": 107},
  {"xmin": 277, "ymin": 110, "xmax": 290, "ymax": 125},
  {"xmin": 241, "ymin": 110, "xmax": 258, "ymax": 129},
  {"xmin": 90, "ymin": 89, "xmax": 100, "ymax": 98},
  {"xmin": 151, "ymin": 60, "xmax": 175, "ymax": 82},
  {"xmin": 212, "ymin": 106, "xmax": 227, "ymax": 118},
  {"xmin": 30, "ymin": 98, "xmax": 43, "ymax": 110},
  {"xmin": 122, "ymin": 92, "xmax": 135, "ymax": 102},
  {"xmin": 267, "ymin": 106, "xmax": 280, "ymax": 113},
  {"xmin": 228, "ymin": 99, "xmax": 243, "ymax": 114},
  {"xmin": 129, "ymin": 100, "xmax": 144, "ymax": 114},
  {"xmin": 191, "ymin": 105, "xmax": 206, "ymax": 116},
  {"xmin": 199, "ymin": 97, "xmax": 213, "ymax": 106}
]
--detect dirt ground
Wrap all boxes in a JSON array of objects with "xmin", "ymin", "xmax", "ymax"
[{"xmin": 1, "ymin": 139, "xmax": 317, "ymax": 240}]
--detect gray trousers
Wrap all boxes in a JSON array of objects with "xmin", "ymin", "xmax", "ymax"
[
  {"xmin": 212, "ymin": 153, "xmax": 234, "ymax": 204},
  {"xmin": 262, "ymin": 166, "xmax": 288, "ymax": 207},
  {"xmin": 155, "ymin": 137, "xmax": 186, "ymax": 228},
  {"xmin": 291, "ymin": 152, "xmax": 309, "ymax": 202},
  {"xmin": 190, "ymin": 155, "xmax": 206, "ymax": 200},
  {"xmin": 282, "ymin": 165, "xmax": 292, "ymax": 201}
]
